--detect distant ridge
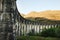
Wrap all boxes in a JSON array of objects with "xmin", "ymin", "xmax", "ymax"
[{"xmin": 23, "ymin": 10, "xmax": 60, "ymax": 20}]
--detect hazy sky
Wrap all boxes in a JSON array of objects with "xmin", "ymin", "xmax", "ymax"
[{"xmin": 16, "ymin": 0, "xmax": 60, "ymax": 14}]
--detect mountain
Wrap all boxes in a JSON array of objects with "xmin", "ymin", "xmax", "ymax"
[{"xmin": 24, "ymin": 10, "xmax": 60, "ymax": 20}]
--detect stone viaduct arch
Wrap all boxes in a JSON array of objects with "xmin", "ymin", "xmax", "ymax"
[{"xmin": 0, "ymin": 0, "xmax": 60, "ymax": 40}]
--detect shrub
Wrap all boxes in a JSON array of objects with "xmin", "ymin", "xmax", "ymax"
[
  {"xmin": 26, "ymin": 27, "xmax": 60, "ymax": 37},
  {"xmin": 40, "ymin": 28, "xmax": 56, "ymax": 37},
  {"xmin": 40, "ymin": 28, "xmax": 60, "ymax": 37},
  {"xmin": 55, "ymin": 28, "xmax": 60, "ymax": 37}
]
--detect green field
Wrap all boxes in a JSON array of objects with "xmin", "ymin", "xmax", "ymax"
[{"xmin": 17, "ymin": 36, "xmax": 60, "ymax": 40}]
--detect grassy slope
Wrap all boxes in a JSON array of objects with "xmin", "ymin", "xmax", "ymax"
[
  {"xmin": 24, "ymin": 10, "xmax": 60, "ymax": 20},
  {"xmin": 25, "ymin": 17, "xmax": 60, "ymax": 24}
]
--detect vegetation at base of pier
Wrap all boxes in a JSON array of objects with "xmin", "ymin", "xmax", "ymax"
[
  {"xmin": 17, "ymin": 36, "xmax": 60, "ymax": 40},
  {"xmin": 17, "ymin": 27, "xmax": 60, "ymax": 40},
  {"xmin": 40, "ymin": 28, "xmax": 60, "ymax": 37},
  {"xmin": 27, "ymin": 28, "xmax": 60, "ymax": 37}
]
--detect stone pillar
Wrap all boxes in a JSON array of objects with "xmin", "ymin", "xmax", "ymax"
[
  {"xmin": 0, "ymin": 0, "xmax": 3, "ymax": 12},
  {"xmin": 0, "ymin": 0, "xmax": 18, "ymax": 40}
]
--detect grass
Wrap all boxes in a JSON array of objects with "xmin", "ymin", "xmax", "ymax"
[{"xmin": 17, "ymin": 36, "xmax": 60, "ymax": 40}]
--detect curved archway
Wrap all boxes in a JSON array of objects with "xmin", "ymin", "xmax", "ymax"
[{"xmin": 0, "ymin": 0, "xmax": 60, "ymax": 40}]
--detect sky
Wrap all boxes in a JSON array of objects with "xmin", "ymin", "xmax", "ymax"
[{"xmin": 16, "ymin": 0, "xmax": 60, "ymax": 14}]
